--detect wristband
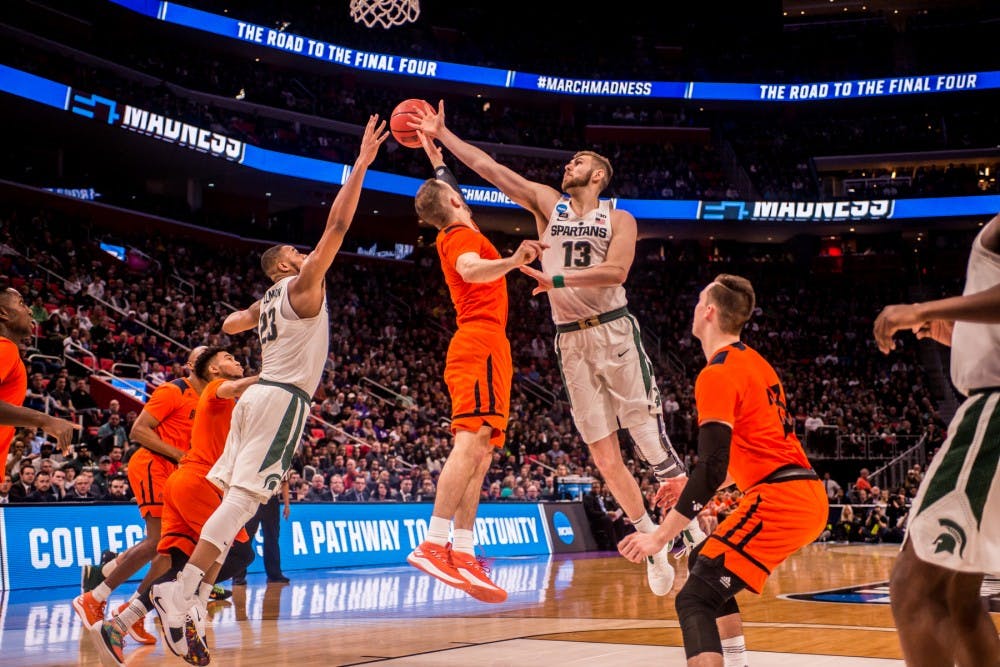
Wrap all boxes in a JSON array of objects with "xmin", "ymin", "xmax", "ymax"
[{"xmin": 552, "ymin": 275, "xmax": 566, "ymax": 288}]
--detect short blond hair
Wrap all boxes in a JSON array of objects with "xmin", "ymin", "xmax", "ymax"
[
  {"xmin": 707, "ymin": 274, "xmax": 755, "ymax": 335},
  {"xmin": 414, "ymin": 178, "xmax": 453, "ymax": 229},
  {"xmin": 573, "ymin": 150, "xmax": 613, "ymax": 191}
]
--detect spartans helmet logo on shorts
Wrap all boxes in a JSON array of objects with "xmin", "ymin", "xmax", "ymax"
[{"xmin": 932, "ymin": 518, "xmax": 967, "ymax": 557}]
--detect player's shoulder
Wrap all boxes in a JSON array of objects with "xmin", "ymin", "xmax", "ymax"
[
  {"xmin": 0, "ymin": 337, "xmax": 18, "ymax": 355},
  {"xmin": 153, "ymin": 378, "xmax": 189, "ymax": 397}
]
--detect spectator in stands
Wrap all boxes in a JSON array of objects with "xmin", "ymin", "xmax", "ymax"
[
  {"xmin": 92, "ymin": 456, "xmax": 114, "ymax": 494},
  {"xmin": 63, "ymin": 472, "xmax": 100, "ymax": 501},
  {"xmin": 416, "ymin": 477, "xmax": 436, "ymax": 502},
  {"xmin": 96, "ymin": 414, "xmax": 127, "ymax": 453},
  {"xmin": 104, "ymin": 475, "xmax": 130, "ymax": 501},
  {"xmin": 25, "ymin": 471, "xmax": 59, "ymax": 502},
  {"xmin": 9, "ymin": 462, "xmax": 36, "ymax": 502},
  {"xmin": 24, "ymin": 373, "xmax": 55, "ymax": 415},
  {"xmin": 0, "ymin": 478, "xmax": 10, "ymax": 504},
  {"xmin": 341, "ymin": 476, "xmax": 368, "ymax": 502},
  {"xmin": 304, "ymin": 474, "xmax": 333, "ymax": 502},
  {"xmin": 70, "ymin": 378, "xmax": 98, "ymax": 424},
  {"xmin": 371, "ymin": 482, "xmax": 393, "ymax": 502},
  {"xmin": 822, "ymin": 472, "xmax": 843, "ymax": 501},
  {"xmin": 397, "ymin": 477, "xmax": 415, "ymax": 502},
  {"xmin": 583, "ymin": 480, "xmax": 618, "ymax": 550},
  {"xmin": 327, "ymin": 474, "xmax": 345, "ymax": 501},
  {"xmin": 855, "ymin": 468, "xmax": 873, "ymax": 494},
  {"xmin": 545, "ymin": 439, "xmax": 568, "ymax": 463},
  {"xmin": 50, "ymin": 468, "xmax": 67, "ymax": 500}
]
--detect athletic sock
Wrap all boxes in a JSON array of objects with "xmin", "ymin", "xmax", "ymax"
[
  {"xmin": 426, "ymin": 516, "xmax": 451, "ymax": 546},
  {"xmin": 113, "ymin": 598, "xmax": 149, "ymax": 633},
  {"xmin": 91, "ymin": 582, "xmax": 112, "ymax": 603},
  {"xmin": 721, "ymin": 635, "xmax": 748, "ymax": 667},
  {"xmin": 452, "ymin": 528, "xmax": 475, "ymax": 555},
  {"xmin": 197, "ymin": 582, "xmax": 214, "ymax": 606},
  {"xmin": 178, "ymin": 564, "xmax": 206, "ymax": 601}
]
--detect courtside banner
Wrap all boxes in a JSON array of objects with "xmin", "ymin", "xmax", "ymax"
[
  {"xmin": 541, "ymin": 503, "xmax": 597, "ymax": 554},
  {"xmin": 4, "ymin": 65, "xmax": 1000, "ymax": 222},
  {"xmin": 0, "ymin": 502, "xmax": 553, "ymax": 590},
  {"xmin": 108, "ymin": 1, "xmax": 1000, "ymax": 102}
]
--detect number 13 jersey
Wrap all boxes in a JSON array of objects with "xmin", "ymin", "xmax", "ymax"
[
  {"xmin": 258, "ymin": 275, "xmax": 330, "ymax": 396},
  {"xmin": 540, "ymin": 197, "xmax": 627, "ymax": 324}
]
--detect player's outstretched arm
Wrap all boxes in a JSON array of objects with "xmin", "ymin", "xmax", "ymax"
[
  {"xmin": 454, "ymin": 240, "xmax": 548, "ymax": 284},
  {"xmin": 291, "ymin": 115, "xmax": 388, "ymax": 316},
  {"xmin": 411, "ymin": 101, "xmax": 559, "ymax": 224},
  {"xmin": 874, "ymin": 283, "xmax": 1000, "ymax": 354},
  {"xmin": 0, "ymin": 402, "xmax": 79, "ymax": 453},
  {"xmin": 216, "ymin": 375, "xmax": 259, "ymax": 400},
  {"xmin": 222, "ymin": 300, "xmax": 261, "ymax": 335}
]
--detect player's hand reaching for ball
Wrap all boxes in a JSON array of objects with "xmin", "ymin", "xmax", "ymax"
[
  {"xmin": 408, "ymin": 99, "xmax": 445, "ymax": 138},
  {"xmin": 417, "ymin": 130, "xmax": 444, "ymax": 168},
  {"xmin": 357, "ymin": 114, "xmax": 389, "ymax": 166}
]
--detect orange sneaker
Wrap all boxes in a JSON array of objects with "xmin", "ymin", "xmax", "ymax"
[
  {"xmin": 72, "ymin": 591, "xmax": 107, "ymax": 626},
  {"xmin": 406, "ymin": 541, "xmax": 465, "ymax": 591},
  {"xmin": 116, "ymin": 601, "xmax": 157, "ymax": 645},
  {"xmin": 450, "ymin": 551, "xmax": 507, "ymax": 603}
]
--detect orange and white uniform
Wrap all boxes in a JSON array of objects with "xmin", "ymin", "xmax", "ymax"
[
  {"xmin": 695, "ymin": 341, "xmax": 828, "ymax": 593},
  {"xmin": 437, "ymin": 222, "xmax": 512, "ymax": 447},
  {"xmin": 0, "ymin": 337, "xmax": 27, "ymax": 483},
  {"xmin": 127, "ymin": 378, "xmax": 198, "ymax": 518},
  {"xmin": 159, "ymin": 378, "xmax": 248, "ymax": 556}
]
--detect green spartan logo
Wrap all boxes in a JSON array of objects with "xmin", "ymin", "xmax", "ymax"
[{"xmin": 932, "ymin": 518, "xmax": 967, "ymax": 557}]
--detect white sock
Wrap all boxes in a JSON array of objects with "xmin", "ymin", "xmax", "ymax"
[
  {"xmin": 632, "ymin": 513, "xmax": 656, "ymax": 534},
  {"xmin": 426, "ymin": 516, "xmax": 451, "ymax": 546},
  {"xmin": 91, "ymin": 582, "xmax": 112, "ymax": 602},
  {"xmin": 113, "ymin": 598, "xmax": 148, "ymax": 633},
  {"xmin": 721, "ymin": 635, "xmax": 748, "ymax": 667},
  {"xmin": 197, "ymin": 582, "xmax": 214, "ymax": 606},
  {"xmin": 101, "ymin": 556, "xmax": 120, "ymax": 578},
  {"xmin": 178, "ymin": 564, "xmax": 206, "ymax": 601},
  {"xmin": 452, "ymin": 528, "xmax": 475, "ymax": 555}
]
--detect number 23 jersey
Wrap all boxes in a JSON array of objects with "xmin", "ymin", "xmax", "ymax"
[
  {"xmin": 257, "ymin": 275, "xmax": 330, "ymax": 396},
  {"xmin": 540, "ymin": 197, "xmax": 627, "ymax": 324}
]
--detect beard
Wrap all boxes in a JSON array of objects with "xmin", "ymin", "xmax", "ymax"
[{"xmin": 561, "ymin": 170, "xmax": 592, "ymax": 191}]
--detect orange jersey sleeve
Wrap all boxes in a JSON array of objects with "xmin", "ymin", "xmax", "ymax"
[
  {"xmin": 183, "ymin": 378, "xmax": 237, "ymax": 472},
  {"xmin": 141, "ymin": 379, "xmax": 198, "ymax": 452},
  {"xmin": 695, "ymin": 343, "xmax": 811, "ymax": 490},
  {"xmin": 436, "ymin": 223, "xmax": 507, "ymax": 329}
]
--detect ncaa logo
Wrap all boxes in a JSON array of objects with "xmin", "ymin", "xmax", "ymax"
[{"xmin": 553, "ymin": 511, "xmax": 575, "ymax": 545}]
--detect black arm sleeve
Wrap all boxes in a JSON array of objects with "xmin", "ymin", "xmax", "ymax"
[
  {"xmin": 674, "ymin": 422, "xmax": 732, "ymax": 521},
  {"xmin": 434, "ymin": 165, "xmax": 464, "ymax": 201}
]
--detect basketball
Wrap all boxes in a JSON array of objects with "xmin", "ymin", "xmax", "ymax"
[{"xmin": 390, "ymin": 98, "xmax": 433, "ymax": 148}]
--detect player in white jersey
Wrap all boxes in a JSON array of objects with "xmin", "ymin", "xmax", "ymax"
[
  {"xmin": 150, "ymin": 115, "xmax": 388, "ymax": 661},
  {"xmin": 409, "ymin": 102, "xmax": 707, "ymax": 600},
  {"xmin": 874, "ymin": 213, "xmax": 1000, "ymax": 667}
]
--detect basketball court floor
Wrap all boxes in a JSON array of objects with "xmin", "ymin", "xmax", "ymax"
[{"xmin": 3, "ymin": 543, "xmax": 997, "ymax": 666}]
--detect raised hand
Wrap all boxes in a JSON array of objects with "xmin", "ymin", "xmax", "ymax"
[
  {"xmin": 511, "ymin": 240, "xmax": 548, "ymax": 266},
  {"xmin": 408, "ymin": 99, "xmax": 445, "ymax": 138},
  {"xmin": 358, "ymin": 114, "xmax": 389, "ymax": 166}
]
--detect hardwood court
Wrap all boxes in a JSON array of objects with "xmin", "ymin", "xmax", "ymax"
[{"xmin": 4, "ymin": 543, "xmax": 998, "ymax": 666}]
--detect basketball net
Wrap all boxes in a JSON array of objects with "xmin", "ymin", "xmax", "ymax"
[{"xmin": 350, "ymin": 0, "xmax": 420, "ymax": 29}]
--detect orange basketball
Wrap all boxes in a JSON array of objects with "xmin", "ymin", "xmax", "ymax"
[{"xmin": 390, "ymin": 98, "xmax": 434, "ymax": 148}]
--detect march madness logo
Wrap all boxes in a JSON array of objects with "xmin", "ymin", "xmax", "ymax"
[{"xmin": 781, "ymin": 576, "xmax": 1000, "ymax": 610}]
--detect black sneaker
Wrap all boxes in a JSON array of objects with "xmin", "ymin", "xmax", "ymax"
[{"xmin": 82, "ymin": 550, "xmax": 118, "ymax": 593}]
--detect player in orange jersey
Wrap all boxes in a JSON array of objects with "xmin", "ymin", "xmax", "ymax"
[
  {"xmin": 405, "ymin": 131, "xmax": 546, "ymax": 603},
  {"xmin": 619, "ymin": 275, "xmax": 828, "ymax": 667},
  {"xmin": 91, "ymin": 347, "xmax": 257, "ymax": 665},
  {"xmin": 73, "ymin": 344, "xmax": 207, "ymax": 636},
  {"xmin": 0, "ymin": 288, "xmax": 78, "ymax": 479}
]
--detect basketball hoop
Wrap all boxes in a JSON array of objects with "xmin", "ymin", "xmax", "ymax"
[{"xmin": 350, "ymin": 0, "xmax": 420, "ymax": 29}]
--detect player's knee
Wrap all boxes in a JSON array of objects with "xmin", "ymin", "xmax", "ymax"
[{"xmin": 675, "ymin": 574, "xmax": 726, "ymax": 659}]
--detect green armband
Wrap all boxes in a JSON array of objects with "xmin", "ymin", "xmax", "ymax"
[{"xmin": 552, "ymin": 275, "xmax": 566, "ymax": 288}]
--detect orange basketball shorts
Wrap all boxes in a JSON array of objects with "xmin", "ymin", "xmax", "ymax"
[
  {"xmin": 443, "ymin": 324, "xmax": 512, "ymax": 448},
  {"xmin": 127, "ymin": 448, "xmax": 179, "ymax": 519},
  {"xmin": 158, "ymin": 465, "xmax": 249, "ymax": 557},
  {"xmin": 699, "ymin": 478, "xmax": 828, "ymax": 593}
]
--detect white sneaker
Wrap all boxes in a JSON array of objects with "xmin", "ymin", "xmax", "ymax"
[
  {"xmin": 150, "ymin": 580, "xmax": 194, "ymax": 658},
  {"xmin": 675, "ymin": 519, "xmax": 708, "ymax": 560},
  {"xmin": 645, "ymin": 543, "xmax": 675, "ymax": 596}
]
